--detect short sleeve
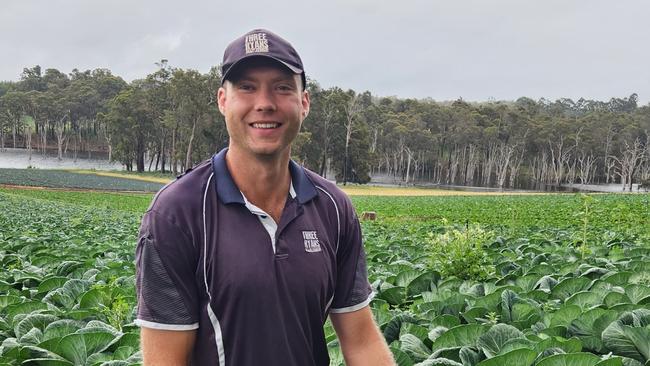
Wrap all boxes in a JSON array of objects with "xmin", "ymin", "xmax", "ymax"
[
  {"xmin": 135, "ymin": 210, "xmax": 200, "ymax": 330},
  {"xmin": 329, "ymin": 206, "xmax": 374, "ymax": 313}
]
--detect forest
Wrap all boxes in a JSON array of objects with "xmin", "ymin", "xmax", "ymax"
[{"xmin": 1, "ymin": 63, "xmax": 648, "ymax": 189}]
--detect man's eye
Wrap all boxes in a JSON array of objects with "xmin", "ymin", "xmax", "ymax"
[
  {"xmin": 238, "ymin": 84, "xmax": 254, "ymax": 91},
  {"xmin": 277, "ymin": 85, "xmax": 294, "ymax": 92}
]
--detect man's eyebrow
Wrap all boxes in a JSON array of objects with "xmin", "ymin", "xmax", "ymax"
[{"xmin": 233, "ymin": 74, "xmax": 298, "ymax": 85}]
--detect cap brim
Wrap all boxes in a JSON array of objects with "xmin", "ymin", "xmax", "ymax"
[{"xmin": 222, "ymin": 54, "xmax": 303, "ymax": 84}]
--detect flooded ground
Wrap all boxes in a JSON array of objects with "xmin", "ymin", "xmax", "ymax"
[
  {"xmin": 561, "ymin": 183, "xmax": 644, "ymax": 193},
  {"xmin": 1, "ymin": 148, "xmax": 645, "ymax": 193},
  {"xmin": 0, "ymin": 148, "xmax": 122, "ymax": 170}
]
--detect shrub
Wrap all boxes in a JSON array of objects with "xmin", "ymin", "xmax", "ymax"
[{"xmin": 427, "ymin": 223, "xmax": 495, "ymax": 281}]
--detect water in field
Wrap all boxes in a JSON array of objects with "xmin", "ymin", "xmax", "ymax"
[{"xmin": 0, "ymin": 148, "xmax": 122, "ymax": 170}]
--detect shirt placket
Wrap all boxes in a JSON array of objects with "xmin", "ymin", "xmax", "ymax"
[{"xmin": 240, "ymin": 183, "xmax": 297, "ymax": 255}]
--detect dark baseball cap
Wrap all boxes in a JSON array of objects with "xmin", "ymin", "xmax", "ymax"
[{"xmin": 221, "ymin": 29, "xmax": 305, "ymax": 88}]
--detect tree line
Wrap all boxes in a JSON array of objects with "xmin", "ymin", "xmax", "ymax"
[{"xmin": 1, "ymin": 63, "xmax": 649, "ymax": 189}]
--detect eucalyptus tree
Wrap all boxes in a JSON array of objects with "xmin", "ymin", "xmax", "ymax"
[
  {"xmin": 46, "ymin": 87, "xmax": 71, "ymax": 161},
  {"xmin": 0, "ymin": 100, "xmax": 7, "ymax": 150},
  {"xmin": 201, "ymin": 66, "xmax": 228, "ymax": 157},
  {"xmin": 138, "ymin": 60, "xmax": 174, "ymax": 172},
  {"xmin": 0, "ymin": 91, "xmax": 28, "ymax": 149},
  {"xmin": 0, "ymin": 81, "xmax": 14, "ymax": 98},
  {"xmin": 168, "ymin": 68, "xmax": 212, "ymax": 171},
  {"xmin": 37, "ymin": 69, "xmax": 71, "ymax": 160},
  {"xmin": 341, "ymin": 90, "xmax": 364, "ymax": 184},
  {"xmin": 613, "ymin": 138, "xmax": 645, "ymax": 190},
  {"xmin": 300, "ymin": 83, "xmax": 347, "ymax": 176},
  {"xmin": 28, "ymin": 90, "xmax": 54, "ymax": 156},
  {"xmin": 67, "ymin": 71, "xmax": 98, "ymax": 160},
  {"xmin": 103, "ymin": 85, "xmax": 156, "ymax": 171},
  {"xmin": 19, "ymin": 66, "xmax": 46, "ymax": 92},
  {"xmin": 42, "ymin": 68, "xmax": 70, "ymax": 90}
]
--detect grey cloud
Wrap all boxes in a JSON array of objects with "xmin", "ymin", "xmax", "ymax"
[{"xmin": 2, "ymin": 0, "xmax": 649, "ymax": 103}]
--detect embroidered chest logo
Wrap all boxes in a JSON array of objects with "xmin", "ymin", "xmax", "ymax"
[
  {"xmin": 302, "ymin": 231, "xmax": 321, "ymax": 253},
  {"xmin": 245, "ymin": 32, "xmax": 269, "ymax": 54}
]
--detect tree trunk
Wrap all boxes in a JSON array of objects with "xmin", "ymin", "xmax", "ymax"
[
  {"xmin": 482, "ymin": 143, "xmax": 497, "ymax": 186},
  {"xmin": 465, "ymin": 144, "xmax": 479, "ymax": 186},
  {"xmin": 160, "ymin": 132, "xmax": 166, "ymax": 173},
  {"xmin": 171, "ymin": 128, "xmax": 177, "ymax": 175},
  {"xmin": 404, "ymin": 147, "xmax": 413, "ymax": 184},
  {"xmin": 447, "ymin": 146, "xmax": 460, "ymax": 185},
  {"xmin": 41, "ymin": 121, "xmax": 48, "ymax": 157},
  {"xmin": 508, "ymin": 145, "xmax": 525, "ymax": 188},
  {"xmin": 136, "ymin": 132, "xmax": 146, "ymax": 172},
  {"xmin": 184, "ymin": 119, "xmax": 197, "ymax": 170},
  {"xmin": 148, "ymin": 152, "xmax": 156, "ymax": 172},
  {"xmin": 155, "ymin": 147, "xmax": 161, "ymax": 172},
  {"xmin": 494, "ymin": 143, "xmax": 514, "ymax": 189},
  {"xmin": 602, "ymin": 125, "xmax": 614, "ymax": 183},
  {"xmin": 27, "ymin": 126, "xmax": 32, "ymax": 162},
  {"xmin": 73, "ymin": 129, "xmax": 80, "ymax": 163},
  {"xmin": 342, "ymin": 94, "xmax": 361, "ymax": 185},
  {"xmin": 55, "ymin": 116, "xmax": 67, "ymax": 161}
]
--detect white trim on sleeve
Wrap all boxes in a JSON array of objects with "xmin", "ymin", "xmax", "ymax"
[
  {"xmin": 135, "ymin": 319, "xmax": 199, "ymax": 330},
  {"xmin": 329, "ymin": 292, "xmax": 375, "ymax": 314}
]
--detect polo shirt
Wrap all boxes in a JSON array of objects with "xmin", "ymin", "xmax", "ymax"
[{"xmin": 135, "ymin": 148, "xmax": 373, "ymax": 366}]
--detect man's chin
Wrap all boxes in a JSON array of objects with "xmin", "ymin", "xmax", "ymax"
[{"xmin": 248, "ymin": 146, "xmax": 291, "ymax": 160}]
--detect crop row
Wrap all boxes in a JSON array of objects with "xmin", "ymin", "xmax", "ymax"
[{"xmin": 0, "ymin": 169, "xmax": 163, "ymax": 192}]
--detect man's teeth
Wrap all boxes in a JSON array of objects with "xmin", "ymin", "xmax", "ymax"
[{"xmin": 252, "ymin": 123, "xmax": 279, "ymax": 129}]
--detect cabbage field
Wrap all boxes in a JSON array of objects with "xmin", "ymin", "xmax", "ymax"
[{"xmin": 0, "ymin": 188, "xmax": 649, "ymax": 366}]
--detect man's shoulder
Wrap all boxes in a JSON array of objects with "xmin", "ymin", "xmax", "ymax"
[
  {"xmin": 302, "ymin": 168, "xmax": 338, "ymax": 195},
  {"xmin": 147, "ymin": 159, "xmax": 214, "ymax": 216},
  {"xmin": 301, "ymin": 167, "xmax": 355, "ymax": 213}
]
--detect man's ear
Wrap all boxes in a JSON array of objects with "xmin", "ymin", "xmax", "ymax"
[
  {"xmin": 301, "ymin": 90, "xmax": 310, "ymax": 120},
  {"xmin": 217, "ymin": 87, "xmax": 226, "ymax": 116}
]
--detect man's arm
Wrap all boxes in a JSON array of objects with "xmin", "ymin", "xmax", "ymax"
[
  {"xmin": 141, "ymin": 328, "xmax": 196, "ymax": 366},
  {"xmin": 330, "ymin": 307, "xmax": 395, "ymax": 366}
]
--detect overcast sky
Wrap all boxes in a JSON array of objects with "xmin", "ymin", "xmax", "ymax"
[{"xmin": 2, "ymin": 0, "xmax": 649, "ymax": 104}]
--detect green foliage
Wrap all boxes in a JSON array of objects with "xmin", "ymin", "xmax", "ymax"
[
  {"xmin": 1, "ymin": 191, "xmax": 649, "ymax": 365},
  {"xmin": 359, "ymin": 193, "xmax": 649, "ymax": 366},
  {"xmin": 0, "ymin": 187, "xmax": 152, "ymax": 213},
  {"xmin": 352, "ymin": 194, "xmax": 649, "ymax": 237},
  {"xmin": 0, "ymin": 192, "xmax": 140, "ymax": 364},
  {"xmin": 427, "ymin": 223, "xmax": 495, "ymax": 281}
]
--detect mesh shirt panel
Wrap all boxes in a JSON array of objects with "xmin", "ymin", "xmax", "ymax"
[
  {"xmin": 135, "ymin": 210, "xmax": 200, "ymax": 326},
  {"xmin": 137, "ymin": 238, "xmax": 196, "ymax": 324}
]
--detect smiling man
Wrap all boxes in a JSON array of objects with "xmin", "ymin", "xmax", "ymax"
[{"xmin": 134, "ymin": 29, "xmax": 395, "ymax": 366}]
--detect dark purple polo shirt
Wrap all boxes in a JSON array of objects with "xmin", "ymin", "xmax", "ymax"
[{"xmin": 135, "ymin": 149, "xmax": 373, "ymax": 366}]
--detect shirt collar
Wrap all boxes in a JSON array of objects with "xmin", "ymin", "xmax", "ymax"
[{"xmin": 212, "ymin": 148, "xmax": 317, "ymax": 205}]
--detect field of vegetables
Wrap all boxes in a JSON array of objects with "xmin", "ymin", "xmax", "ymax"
[
  {"xmin": 0, "ymin": 188, "xmax": 649, "ymax": 366},
  {"xmin": 0, "ymin": 169, "xmax": 164, "ymax": 192}
]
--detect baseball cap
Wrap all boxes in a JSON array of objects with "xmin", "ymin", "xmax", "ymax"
[{"xmin": 221, "ymin": 29, "xmax": 305, "ymax": 88}]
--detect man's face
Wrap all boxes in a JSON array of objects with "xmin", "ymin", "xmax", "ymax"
[{"xmin": 217, "ymin": 59, "xmax": 310, "ymax": 160}]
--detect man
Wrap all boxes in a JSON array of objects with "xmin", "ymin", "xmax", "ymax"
[{"xmin": 135, "ymin": 29, "xmax": 395, "ymax": 366}]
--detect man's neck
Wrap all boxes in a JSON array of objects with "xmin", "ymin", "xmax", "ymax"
[{"xmin": 225, "ymin": 147, "xmax": 292, "ymax": 222}]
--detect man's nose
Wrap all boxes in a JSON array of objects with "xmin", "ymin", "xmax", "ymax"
[{"xmin": 254, "ymin": 88, "xmax": 276, "ymax": 112}]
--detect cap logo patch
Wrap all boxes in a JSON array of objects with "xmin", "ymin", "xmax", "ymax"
[
  {"xmin": 302, "ymin": 231, "xmax": 321, "ymax": 253},
  {"xmin": 245, "ymin": 32, "xmax": 269, "ymax": 54}
]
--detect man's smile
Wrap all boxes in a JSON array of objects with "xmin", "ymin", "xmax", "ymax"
[{"xmin": 250, "ymin": 122, "xmax": 281, "ymax": 129}]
